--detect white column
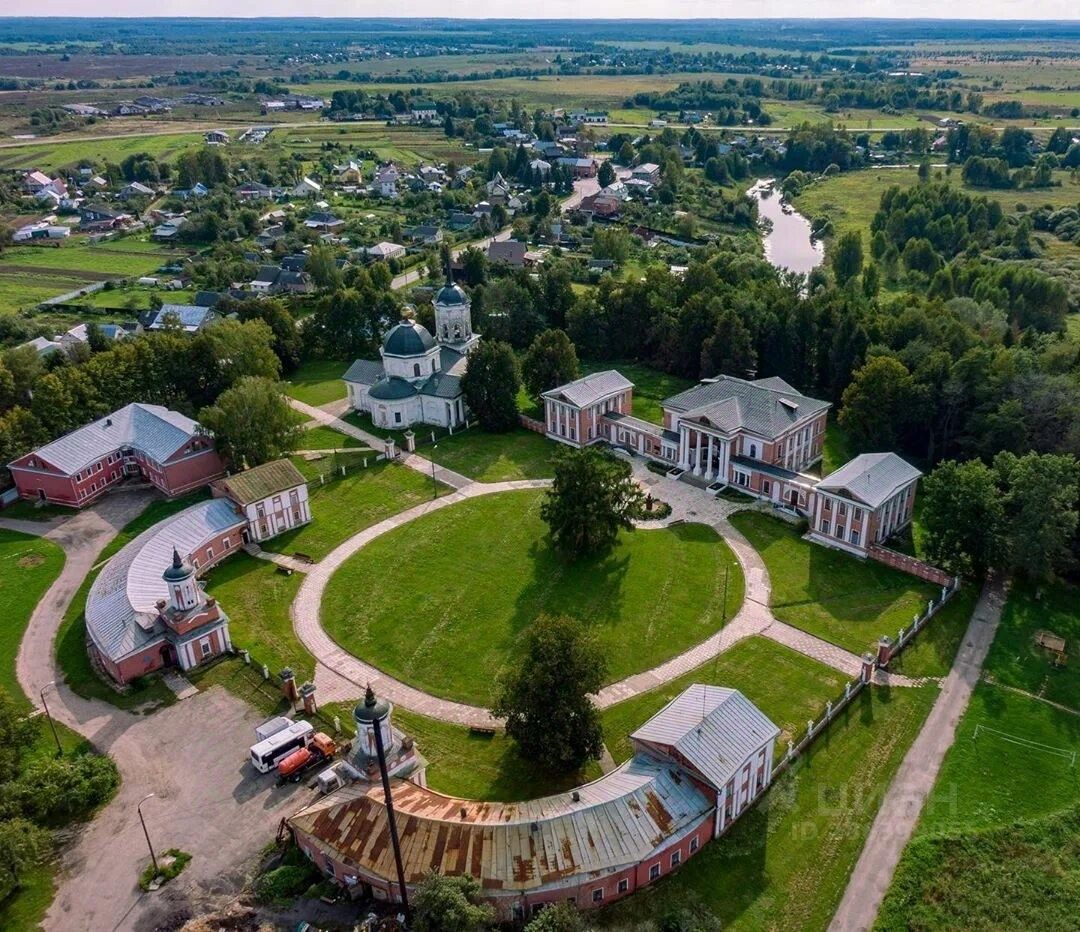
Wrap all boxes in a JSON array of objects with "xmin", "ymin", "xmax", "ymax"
[
  {"xmin": 678, "ymin": 428, "xmax": 689, "ymax": 469},
  {"xmin": 692, "ymin": 430, "xmax": 702, "ymax": 476},
  {"xmin": 706, "ymin": 435, "xmax": 716, "ymax": 481}
]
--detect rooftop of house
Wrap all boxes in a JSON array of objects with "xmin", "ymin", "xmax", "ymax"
[
  {"xmin": 542, "ymin": 370, "xmax": 634, "ymax": 408},
  {"xmin": 85, "ymin": 498, "xmax": 243, "ymax": 662},
  {"xmin": 213, "ymin": 459, "xmax": 306, "ymax": 505},
  {"xmin": 145, "ymin": 304, "xmax": 215, "ymax": 332},
  {"xmin": 14, "ymin": 403, "xmax": 206, "ymax": 477},
  {"xmin": 815, "ymin": 452, "xmax": 922, "ymax": 509},
  {"xmin": 664, "ymin": 375, "xmax": 830, "ymax": 438}
]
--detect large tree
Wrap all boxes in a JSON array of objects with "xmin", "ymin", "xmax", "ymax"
[
  {"xmin": 541, "ymin": 447, "xmax": 644, "ymax": 559},
  {"xmin": 700, "ymin": 309, "xmax": 756, "ymax": 378},
  {"xmin": 460, "ymin": 340, "xmax": 520, "ymax": 432},
  {"xmin": 198, "ymin": 376, "xmax": 301, "ymax": 468},
  {"xmin": 412, "ymin": 873, "xmax": 495, "ymax": 932},
  {"xmin": 0, "ymin": 818, "xmax": 49, "ymax": 903},
  {"xmin": 921, "ymin": 459, "xmax": 1004, "ymax": 578},
  {"xmin": 839, "ymin": 355, "xmax": 926, "ymax": 453},
  {"xmin": 493, "ymin": 614, "xmax": 606, "ymax": 773},
  {"xmin": 521, "ymin": 329, "xmax": 580, "ymax": 399},
  {"xmin": 831, "ymin": 230, "xmax": 864, "ymax": 286}
]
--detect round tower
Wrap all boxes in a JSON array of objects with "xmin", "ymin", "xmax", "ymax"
[
  {"xmin": 162, "ymin": 547, "xmax": 199, "ymax": 612},
  {"xmin": 432, "ymin": 279, "xmax": 474, "ymax": 347},
  {"xmin": 354, "ymin": 684, "xmax": 394, "ymax": 761}
]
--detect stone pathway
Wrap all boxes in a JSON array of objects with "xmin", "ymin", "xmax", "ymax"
[
  {"xmin": 161, "ymin": 669, "xmax": 199, "ymax": 700},
  {"xmin": 287, "ymin": 397, "xmax": 473, "ymax": 490},
  {"xmin": 828, "ymin": 577, "xmax": 1004, "ymax": 932},
  {"xmin": 249, "ymin": 547, "xmax": 313, "ymax": 574}
]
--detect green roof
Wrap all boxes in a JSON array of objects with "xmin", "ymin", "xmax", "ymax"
[{"xmin": 220, "ymin": 459, "xmax": 306, "ymax": 505}]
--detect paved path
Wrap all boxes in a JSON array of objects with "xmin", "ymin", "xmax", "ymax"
[
  {"xmin": 288, "ymin": 397, "xmax": 473, "ymax": 490},
  {"xmin": 251, "ymin": 548, "xmax": 313, "ymax": 574},
  {"xmin": 8, "ymin": 493, "xmax": 320, "ymax": 932},
  {"xmin": 828, "ymin": 577, "xmax": 1004, "ymax": 932}
]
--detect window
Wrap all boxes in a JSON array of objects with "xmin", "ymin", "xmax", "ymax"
[
  {"xmin": 820, "ymin": 519, "xmax": 830, "ymax": 535},
  {"xmin": 206, "ymin": 546, "xmax": 214, "ymax": 560},
  {"xmin": 413, "ymin": 363, "xmax": 421, "ymax": 377},
  {"xmin": 592, "ymin": 889, "xmax": 604, "ymax": 903},
  {"xmin": 394, "ymin": 411, "xmax": 402, "ymax": 424},
  {"xmin": 199, "ymin": 639, "xmax": 211, "ymax": 658},
  {"xmin": 671, "ymin": 850, "xmax": 681, "ymax": 867},
  {"xmin": 834, "ymin": 524, "xmax": 845, "ymax": 539},
  {"xmin": 223, "ymin": 538, "xmax": 231, "ymax": 551},
  {"xmin": 852, "ymin": 507, "xmax": 862, "ymax": 522},
  {"xmin": 617, "ymin": 879, "xmax": 628, "ymax": 894},
  {"xmin": 748, "ymin": 442, "xmax": 758, "ymax": 459},
  {"xmin": 762, "ymin": 480, "xmax": 771, "ymax": 496},
  {"xmin": 823, "ymin": 498, "xmax": 832, "ymax": 511},
  {"xmin": 837, "ymin": 503, "xmax": 847, "ymax": 518},
  {"xmin": 192, "ymin": 557, "xmax": 200, "ymax": 569},
  {"xmin": 649, "ymin": 863, "xmax": 661, "ymax": 881},
  {"xmin": 689, "ymin": 837, "xmax": 699, "ymax": 853}
]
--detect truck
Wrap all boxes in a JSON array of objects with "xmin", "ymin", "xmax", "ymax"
[{"xmin": 276, "ymin": 732, "xmax": 338, "ymax": 784}]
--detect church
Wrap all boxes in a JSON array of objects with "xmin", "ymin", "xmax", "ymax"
[{"xmin": 343, "ymin": 280, "xmax": 479, "ymax": 430}]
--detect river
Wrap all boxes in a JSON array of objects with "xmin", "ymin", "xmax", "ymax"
[{"xmin": 748, "ymin": 179, "xmax": 825, "ymax": 276}]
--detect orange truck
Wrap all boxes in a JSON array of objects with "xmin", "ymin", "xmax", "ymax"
[{"xmin": 276, "ymin": 732, "xmax": 337, "ymax": 784}]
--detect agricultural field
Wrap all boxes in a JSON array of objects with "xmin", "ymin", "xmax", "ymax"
[
  {"xmin": 259, "ymin": 123, "xmax": 476, "ymax": 168},
  {"xmin": 0, "ymin": 130, "xmax": 205, "ymax": 172},
  {"xmin": 322, "ymin": 489, "xmax": 745, "ymax": 706}
]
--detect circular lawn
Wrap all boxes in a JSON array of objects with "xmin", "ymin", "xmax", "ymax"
[{"xmin": 320, "ymin": 489, "xmax": 745, "ymax": 706}]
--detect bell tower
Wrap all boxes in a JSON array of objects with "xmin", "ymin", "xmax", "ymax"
[
  {"xmin": 432, "ymin": 277, "xmax": 478, "ymax": 352},
  {"xmin": 162, "ymin": 547, "xmax": 200, "ymax": 612}
]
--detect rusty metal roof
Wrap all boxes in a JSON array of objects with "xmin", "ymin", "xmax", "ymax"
[
  {"xmin": 630, "ymin": 685, "xmax": 780, "ymax": 792},
  {"xmin": 288, "ymin": 754, "xmax": 710, "ymax": 892}
]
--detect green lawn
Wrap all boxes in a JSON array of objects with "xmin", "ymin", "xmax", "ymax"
[
  {"xmin": 820, "ymin": 416, "xmax": 855, "ymax": 477},
  {"xmin": 290, "ymin": 450, "xmax": 376, "ymax": 482},
  {"xmin": 429, "ymin": 428, "xmax": 555, "ymax": 481},
  {"xmin": 260, "ymin": 458, "xmax": 442, "ymax": 561},
  {"xmin": 285, "ymin": 358, "xmax": 349, "ymax": 407},
  {"xmin": 889, "ymin": 584, "xmax": 977, "ymax": 679},
  {"xmin": 730, "ymin": 511, "xmax": 938, "ymax": 656},
  {"xmin": 0, "ymin": 499, "xmax": 77, "ymax": 522},
  {"xmin": 597, "ymin": 684, "xmax": 939, "ymax": 931},
  {"xmin": 600, "ymin": 636, "xmax": 848, "ymax": 764},
  {"xmin": 202, "ymin": 553, "xmax": 307, "ymax": 681},
  {"xmin": 983, "ymin": 581, "xmax": 1080, "ymax": 712},
  {"xmin": 581, "ymin": 359, "xmax": 693, "ymax": 425},
  {"xmin": 0, "ymin": 529, "xmax": 66, "ymax": 708},
  {"xmin": 0, "ymin": 131, "xmax": 204, "ymax": 172},
  {"xmin": 298, "ymin": 424, "xmax": 366, "ymax": 451},
  {"xmin": 323, "ymin": 490, "xmax": 744, "ymax": 706}
]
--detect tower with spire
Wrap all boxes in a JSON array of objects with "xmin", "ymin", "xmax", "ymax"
[{"xmin": 432, "ymin": 274, "xmax": 479, "ymax": 353}]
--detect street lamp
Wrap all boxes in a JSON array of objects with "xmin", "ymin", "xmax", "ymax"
[
  {"xmin": 39, "ymin": 682, "xmax": 62, "ymax": 757},
  {"xmin": 430, "ymin": 445, "xmax": 438, "ymax": 499},
  {"xmin": 137, "ymin": 793, "xmax": 159, "ymax": 876}
]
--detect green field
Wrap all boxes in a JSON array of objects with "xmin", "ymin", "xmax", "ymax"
[
  {"xmin": 0, "ymin": 131, "xmax": 204, "ymax": 172},
  {"xmin": 597, "ymin": 684, "xmax": 939, "ymax": 931},
  {"xmin": 322, "ymin": 490, "xmax": 744, "ymax": 706},
  {"xmin": 259, "ymin": 457, "xmax": 441, "ymax": 561},
  {"xmin": 0, "ymin": 529, "xmax": 66, "ymax": 708},
  {"xmin": 729, "ymin": 511, "xmax": 938, "ymax": 658},
  {"xmin": 299, "ymin": 424, "xmax": 366, "ymax": 450},
  {"xmin": 600, "ymin": 636, "xmax": 847, "ymax": 763},
  {"xmin": 284, "ymin": 358, "xmax": 349, "ymax": 407},
  {"xmin": 262, "ymin": 124, "xmax": 475, "ymax": 168},
  {"xmin": 429, "ymin": 428, "xmax": 555, "ymax": 481}
]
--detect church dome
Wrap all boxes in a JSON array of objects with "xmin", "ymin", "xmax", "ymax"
[
  {"xmin": 434, "ymin": 282, "xmax": 469, "ymax": 307},
  {"xmin": 162, "ymin": 547, "xmax": 194, "ymax": 582},
  {"xmin": 355, "ymin": 685, "xmax": 391, "ymax": 724},
  {"xmin": 382, "ymin": 320, "xmax": 435, "ymax": 357},
  {"xmin": 368, "ymin": 376, "xmax": 417, "ymax": 401}
]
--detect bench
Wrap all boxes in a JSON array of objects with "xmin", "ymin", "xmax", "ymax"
[
  {"xmin": 469, "ymin": 725, "xmax": 497, "ymax": 737},
  {"xmin": 292, "ymin": 552, "xmax": 315, "ymax": 565}
]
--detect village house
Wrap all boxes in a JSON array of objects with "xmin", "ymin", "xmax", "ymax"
[
  {"xmin": 334, "ymin": 160, "xmax": 364, "ymax": 184},
  {"xmin": 486, "ymin": 238, "xmax": 528, "ymax": 268},
  {"xmin": 292, "ymin": 177, "xmax": 322, "ymax": 198},
  {"xmin": 13, "ymin": 221, "xmax": 70, "ymax": 242},
  {"xmin": 118, "ymin": 181, "xmax": 155, "ymax": 201},
  {"xmin": 204, "ymin": 129, "xmax": 229, "ymax": 145},
  {"xmin": 142, "ymin": 303, "xmax": 217, "ymax": 333},
  {"xmin": 541, "ymin": 370, "xmax": 921, "ymax": 557},
  {"xmin": 343, "ymin": 282, "xmax": 479, "ymax": 430},
  {"xmin": 631, "ymin": 162, "xmax": 662, "ymax": 185},
  {"xmin": 287, "ymin": 684, "xmax": 777, "ymax": 920},
  {"xmin": 404, "ymin": 223, "xmax": 443, "ymax": 246},
  {"xmin": 234, "ymin": 181, "xmax": 274, "ymax": 201},
  {"xmin": 373, "ymin": 164, "xmax": 400, "ymax": 198},
  {"xmin": 9, "ymin": 403, "xmax": 225, "ymax": 507},
  {"xmin": 557, "ymin": 156, "xmax": 598, "ymax": 178},
  {"xmin": 22, "ymin": 170, "xmax": 55, "ymax": 193},
  {"xmin": 211, "ymin": 458, "xmax": 310, "ymax": 544},
  {"xmin": 569, "ymin": 109, "xmax": 609, "ymax": 124},
  {"xmin": 360, "ymin": 241, "xmax": 405, "ymax": 261}
]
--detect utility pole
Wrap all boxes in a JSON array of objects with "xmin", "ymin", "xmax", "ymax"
[
  {"xmin": 137, "ymin": 794, "xmax": 159, "ymax": 875},
  {"xmin": 370, "ymin": 689, "xmax": 410, "ymax": 920},
  {"xmin": 39, "ymin": 681, "xmax": 62, "ymax": 757}
]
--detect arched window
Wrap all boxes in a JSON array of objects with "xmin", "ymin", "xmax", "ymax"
[
  {"xmin": 431, "ymin": 358, "xmax": 437, "ymax": 372},
  {"xmin": 749, "ymin": 443, "xmax": 758, "ymax": 459},
  {"xmin": 413, "ymin": 363, "xmax": 421, "ymax": 377}
]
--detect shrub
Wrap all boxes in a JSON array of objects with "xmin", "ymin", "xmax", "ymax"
[
  {"xmin": 0, "ymin": 753, "xmax": 119, "ymax": 825},
  {"xmin": 255, "ymin": 862, "xmax": 320, "ymax": 903}
]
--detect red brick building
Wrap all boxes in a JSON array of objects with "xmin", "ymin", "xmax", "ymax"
[
  {"xmin": 287, "ymin": 686, "xmax": 778, "ymax": 921},
  {"xmin": 8, "ymin": 403, "xmax": 225, "ymax": 507}
]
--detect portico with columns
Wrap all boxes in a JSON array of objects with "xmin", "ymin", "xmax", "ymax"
[{"xmin": 676, "ymin": 420, "xmax": 732, "ymax": 483}]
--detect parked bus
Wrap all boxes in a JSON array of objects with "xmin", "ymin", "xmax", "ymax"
[{"xmin": 250, "ymin": 720, "xmax": 314, "ymax": 773}]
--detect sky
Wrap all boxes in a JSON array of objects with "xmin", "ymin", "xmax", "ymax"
[{"xmin": 13, "ymin": 3, "xmax": 1080, "ymax": 19}]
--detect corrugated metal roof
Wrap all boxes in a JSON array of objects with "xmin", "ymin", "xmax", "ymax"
[
  {"xmin": 289, "ymin": 754, "xmax": 711, "ymax": 892},
  {"xmin": 542, "ymin": 370, "xmax": 633, "ymax": 408},
  {"xmin": 25, "ymin": 403, "xmax": 204, "ymax": 475},
  {"xmin": 816, "ymin": 452, "xmax": 922, "ymax": 509},
  {"xmin": 419, "ymin": 371, "xmax": 462, "ymax": 400},
  {"xmin": 85, "ymin": 499, "xmax": 243, "ymax": 662},
  {"xmin": 631, "ymin": 685, "xmax": 780, "ymax": 792},
  {"xmin": 343, "ymin": 359, "xmax": 386, "ymax": 385},
  {"xmin": 149, "ymin": 304, "xmax": 215, "ymax": 331},
  {"xmin": 664, "ymin": 376, "xmax": 830, "ymax": 440}
]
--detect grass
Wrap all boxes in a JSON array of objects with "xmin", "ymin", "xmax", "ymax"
[
  {"xmin": 54, "ymin": 493, "xmax": 209, "ymax": 712},
  {"xmin": 0, "ymin": 499, "xmax": 77, "ymax": 521},
  {"xmin": 298, "ymin": 424, "xmax": 366, "ymax": 450},
  {"xmin": 322, "ymin": 490, "xmax": 744, "ymax": 707},
  {"xmin": 138, "ymin": 849, "xmax": 191, "ymax": 891},
  {"xmin": 889, "ymin": 584, "xmax": 977, "ymax": 679},
  {"xmin": 0, "ymin": 529, "xmax": 66, "ymax": 708},
  {"xmin": 729, "ymin": 511, "xmax": 938, "ymax": 656},
  {"xmin": 429, "ymin": 428, "xmax": 555, "ymax": 481},
  {"xmin": 876, "ymin": 804, "xmax": 1080, "ymax": 932},
  {"xmin": 596, "ymin": 684, "xmax": 939, "ymax": 931},
  {"xmin": 600, "ymin": 636, "xmax": 849, "ymax": 764},
  {"xmin": 820, "ymin": 417, "xmax": 855, "ymax": 477},
  {"xmin": 259, "ymin": 457, "xmax": 441, "ymax": 561},
  {"xmin": 580, "ymin": 359, "xmax": 693, "ymax": 425},
  {"xmin": 284, "ymin": 358, "xmax": 349, "ymax": 407},
  {"xmin": 0, "ymin": 131, "xmax": 204, "ymax": 172},
  {"xmin": 202, "ymin": 553, "xmax": 307, "ymax": 681},
  {"xmin": 289, "ymin": 450, "xmax": 376, "ymax": 482},
  {"xmin": 983, "ymin": 580, "xmax": 1080, "ymax": 712}
]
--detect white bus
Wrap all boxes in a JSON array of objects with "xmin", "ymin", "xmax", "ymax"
[{"xmin": 250, "ymin": 720, "xmax": 314, "ymax": 773}]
